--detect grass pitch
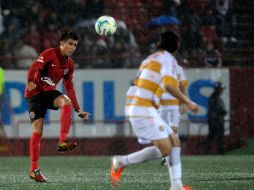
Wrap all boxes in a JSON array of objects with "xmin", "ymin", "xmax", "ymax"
[{"xmin": 0, "ymin": 155, "xmax": 254, "ymax": 190}]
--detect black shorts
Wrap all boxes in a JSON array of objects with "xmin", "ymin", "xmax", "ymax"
[{"xmin": 26, "ymin": 90, "xmax": 63, "ymax": 123}]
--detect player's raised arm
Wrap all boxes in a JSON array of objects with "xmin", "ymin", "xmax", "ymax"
[
  {"xmin": 165, "ymin": 83, "xmax": 198, "ymax": 113},
  {"xmin": 63, "ymin": 65, "xmax": 90, "ymax": 121}
]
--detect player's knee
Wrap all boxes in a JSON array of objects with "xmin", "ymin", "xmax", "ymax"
[
  {"xmin": 63, "ymin": 99, "xmax": 71, "ymax": 106},
  {"xmin": 160, "ymin": 147, "xmax": 171, "ymax": 157},
  {"xmin": 153, "ymin": 139, "xmax": 172, "ymax": 156},
  {"xmin": 32, "ymin": 122, "xmax": 43, "ymax": 135},
  {"xmin": 159, "ymin": 143, "xmax": 171, "ymax": 157},
  {"xmin": 61, "ymin": 96, "xmax": 71, "ymax": 106}
]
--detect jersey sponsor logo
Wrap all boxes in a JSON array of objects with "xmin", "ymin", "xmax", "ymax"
[
  {"xmin": 29, "ymin": 112, "xmax": 35, "ymax": 119},
  {"xmin": 41, "ymin": 77, "xmax": 55, "ymax": 86},
  {"xmin": 37, "ymin": 56, "xmax": 44, "ymax": 63},
  {"xmin": 52, "ymin": 64, "xmax": 57, "ymax": 67},
  {"xmin": 64, "ymin": 69, "xmax": 69, "ymax": 75},
  {"xmin": 159, "ymin": 125, "xmax": 165, "ymax": 131}
]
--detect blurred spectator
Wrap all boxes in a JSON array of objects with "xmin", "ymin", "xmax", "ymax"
[
  {"xmin": 0, "ymin": 38, "xmax": 14, "ymax": 69},
  {"xmin": 75, "ymin": 27, "xmax": 94, "ymax": 68},
  {"xmin": 206, "ymin": 81, "xmax": 227, "ymax": 154},
  {"xmin": 186, "ymin": 0, "xmax": 210, "ymax": 16},
  {"xmin": 91, "ymin": 38, "xmax": 110, "ymax": 68},
  {"xmin": 200, "ymin": 25, "xmax": 223, "ymax": 53},
  {"xmin": 114, "ymin": 21, "xmax": 138, "ymax": 49},
  {"xmin": 0, "ymin": 67, "xmax": 4, "ymax": 122},
  {"xmin": 181, "ymin": 25, "xmax": 205, "ymax": 54},
  {"xmin": 2, "ymin": 18, "xmax": 22, "ymax": 47},
  {"xmin": 181, "ymin": 25, "xmax": 205, "ymax": 66},
  {"xmin": 14, "ymin": 40, "xmax": 38, "ymax": 69},
  {"xmin": 111, "ymin": 40, "xmax": 129, "ymax": 68},
  {"xmin": 126, "ymin": 47, "xmax": 143, "ymax": 68},
  {"xmin": 162, "ymin": 0, "xmax": 181, "ymax": 17},
  {"xmin": 0, "ymin": 8, "xmax": 5, "ymax": 35},
  {"xmin": 21, "ymin": 2, "xmax": 41, "ymax": 28},
  {"xmin": 83, "ymin": 0, "xmax": 105, "ymax": 19},
  {"xmin": 111, "ymin": 20, "xmax": 139, "ymax": 68},
  {"xmin": 202, "ymin": 6, "xmax": 217, "ymax": 26},
  {"xmin": 187, "ymin": 11, "xmax": 203, "ymax": 28},
  {"xmin": 203, "ymin": 42, "xmax": 222, "ymax": 67},
  {"xmin": 213, "ymin": 0, "xmax": 237, "ymax": 43},
  {"xmin": 0, "ymin": 0, "xmax": 234, "ymax": 68},
  {"xmin": 43, "ymin": 23, "xmax": 61, "ymax": 49},
  {"xmin": 24, "ymin": 23, "xmax": 42, "ymax": 53}
]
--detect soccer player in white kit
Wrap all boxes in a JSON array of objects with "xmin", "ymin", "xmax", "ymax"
[
  {"xmin": 158, "ymin": 64, "xmax": 189, "ymax": 190},
  {"xmin": 110, "ymin": 31, "xmax": 198, "ymax": 190}
]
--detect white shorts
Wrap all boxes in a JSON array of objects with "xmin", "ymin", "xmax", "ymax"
[
  {"xmin": 129, "ymin": 113, "xmax": 173, "ymax": 145},
  {"xmin": 159, "ymin": 109, "xmax": 180, "ymax": 128}
]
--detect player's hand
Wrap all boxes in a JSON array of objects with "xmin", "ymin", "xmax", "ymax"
[
  {"xmin": 78, "ymin": 111, "xmax": 90, "ymax": 121},
  {"xmin": 187, "ymin": 101, "xmax": 199, "ymax": 113},
  {"xmin": 27, "ymin": 81, "xmax": 37, "ymax": 91},
  {"xmin": 179, "ymin": 104, "xmax": 187, "ymax": 114}
]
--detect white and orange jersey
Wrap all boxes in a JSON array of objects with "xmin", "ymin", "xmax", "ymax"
[
  {"xmin": 157, "ymin": 64, "xmax": 188, "ymax": 111},
  {"xmin": 125, "ymin": 50, "xmax": 179, "ymax": 117}
]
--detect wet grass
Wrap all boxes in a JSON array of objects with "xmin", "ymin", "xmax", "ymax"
[{"xmin": 0, "ymin": 155, "xmax": 254, "ymax": 190}]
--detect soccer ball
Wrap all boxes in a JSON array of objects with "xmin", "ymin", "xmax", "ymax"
[{"xmin": 95, "ymin": 15, "xmax": 117, "ymax": 36}]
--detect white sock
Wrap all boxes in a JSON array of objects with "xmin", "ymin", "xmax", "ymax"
[
  {"xmin": 118, "ymin": 146, "xmax": 162, "ymax": 167},
  {"xmin": 167, "ymin": 147, "xmax": 183, "ymax": 187}
]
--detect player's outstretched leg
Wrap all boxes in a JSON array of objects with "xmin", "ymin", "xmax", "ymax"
[
  {"xmin": 58, "ymin": 104, "xmax": 77, "ymax": 152},
  {"xmin": 30, "ymin": 169, "xmax": 47, "ymax": 182},
  {"xmin": 110, "ymin": 146, "xmax": 163, "ymax": 188}
]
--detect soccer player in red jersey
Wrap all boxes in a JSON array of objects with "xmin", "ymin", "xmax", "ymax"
[{"xmin": 24, "ymin": 31, "xmax": 90, "ymax": 182}]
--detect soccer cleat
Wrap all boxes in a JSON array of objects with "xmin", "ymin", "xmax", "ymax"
[
  {"xmin": 29, "ymin": 169, "xmax": 47, "ymax": 182},
  {"xmin": 170, "ymin": 185, "xmax": 193, "ymax": 190},
  {"xmin": 57, "ymin": 139, "xmax": 77, "ymax": 152},
  {"xmin": 161, "ymin": 158, "xmax": 167, "ymax": 166},
  {"xmin": 182, "ymin": 186, "xmax": 192, "ymax": 190},
  {"xmin": 110, "ymin": 156, "xmax": 124, "ymax": 188}
]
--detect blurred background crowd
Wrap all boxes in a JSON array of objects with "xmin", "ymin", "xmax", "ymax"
[{"xmin": 0, "ymin": 0, "xmax": 252, "ymax": 69}]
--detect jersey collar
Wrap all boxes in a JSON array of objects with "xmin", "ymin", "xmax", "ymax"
[{"xmin": 56, "ymin": 47, "xmax": 68, "ymax": 64}]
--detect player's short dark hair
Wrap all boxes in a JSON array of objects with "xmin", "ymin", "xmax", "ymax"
[
  {"xmin": 157, "ymin": 31, "xmax": 180, "ymax": 53},
  {"xmin": 60, "ymin": 31, "xmax": 79, "ymax": 41}
]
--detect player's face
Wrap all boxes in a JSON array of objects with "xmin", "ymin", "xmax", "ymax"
[{"xmin": 60, "ymin": 39, "xmax": 78, "ymax": 56}]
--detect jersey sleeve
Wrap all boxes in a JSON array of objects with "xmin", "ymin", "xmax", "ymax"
[
  {"xmin": 161, "ymin": 59, "xmax": 178, "ymax": 89},
  {"xmin": 177, "ymin": 65, "xmax": 188, "ymax": 88},
  {"xmin": 63, "ymin": 63, "xmax": 80, "ymax": 112},
  {"xmin": 26, "ymin": 50, "xmax": 51, "ymax": 82}
]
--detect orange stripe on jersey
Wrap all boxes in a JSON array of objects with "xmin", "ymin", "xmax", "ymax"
[
  {"xmin": 141, "ymin": 60, "xmax": 161, "ymax": 73},
  {"xmin": 180, "ymin": 80, "xmax": 188, "ymax": 88},
  {"xmin": 132, "ymin": 78, "xmax": 138, "ymax": 86},
  {"xmin": 155, "ymin": 86, "xmax": 165, "ymax": 98},
  {"xmin": 126, "ymin": 96, "xmax": 154, "ymax": 107},
  {"xmin": 160, "ymin": 99, "xmax": 180, "ymax": 106},
  {"xmin": 162, "ymin": 75, "xmax": 178, "ymax": 87},
  {"xmin": 137, "ymin": 78, "xmax": 159, "ymax": 93}
]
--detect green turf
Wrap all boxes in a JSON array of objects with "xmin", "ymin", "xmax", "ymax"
[
  {"xmin": 0, "ymin": 155, "xmax": 254, "ymax": 190},
  {"xmin": 227, "ymin": 138, "xmax": 254, "ymax": 155}
]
